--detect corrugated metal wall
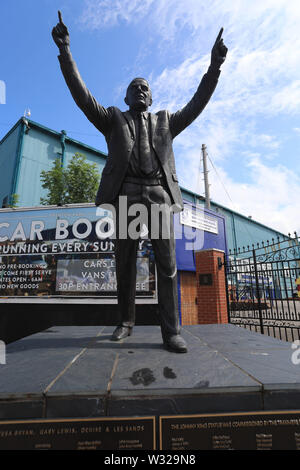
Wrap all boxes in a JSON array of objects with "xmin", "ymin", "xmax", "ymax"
[
  {"xmin": 64, "ymin": 140, "xmax": 105, "ymax": 170},
  {"xmin": 0, "ymin": 124, "xmax": 20, "ymax": 206},
  {"xmin": 17, "ymin": 126, "xmax": 106, "ymax": 207},
  {"xmin": 18, "ymin": 127, "xmax": 62, "ymax": 206},
  {"xmin": 210, "ymin": 203, "xmax": 285, "ymax": 253}
]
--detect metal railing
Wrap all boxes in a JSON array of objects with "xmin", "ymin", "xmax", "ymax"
[{"xmin": 225, "ymin": 233, "xmax": 300, "ymax": 342}]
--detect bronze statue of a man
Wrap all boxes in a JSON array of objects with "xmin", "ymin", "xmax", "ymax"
[{"xmin": 52, "ymin": 12, "xmax": 227, "ymax": 353}]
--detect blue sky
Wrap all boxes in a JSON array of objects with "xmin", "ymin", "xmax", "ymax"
[{"xmin": 1, "ymin": 0, "xmax": 300, "ymax": 235}]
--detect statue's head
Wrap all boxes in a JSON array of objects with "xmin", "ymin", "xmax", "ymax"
[{"xmin": 124, "ymin": 78, "xmax": 152, "ymax": 111}]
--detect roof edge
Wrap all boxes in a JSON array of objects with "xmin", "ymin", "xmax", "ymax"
[
  {"xmin": 0, "ymin": 117, "xmax": 23, "ymax": 145},
  {"xmin": 2, "ymin": 117, "xmax": 107, "ymax": 158}
]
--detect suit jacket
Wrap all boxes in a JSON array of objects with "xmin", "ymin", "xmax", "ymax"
[{"xmin": 58, "ymin": 52, "xmax": 221, "ymax": 212}]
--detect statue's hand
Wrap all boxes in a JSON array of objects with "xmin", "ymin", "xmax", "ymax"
[
  {"xmin": 52, "ymin": 11, "xmax": 70, "ymax": 49},
  {"xmin": 211, "ymin": 28, "xmax": 228, "ymax": 68}
]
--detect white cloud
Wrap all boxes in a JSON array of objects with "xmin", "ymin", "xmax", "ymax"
[
  {"xmin": 251, "ymin": 134, "xmax": 280, "ymax": 151},
  {"xmin": 270, "ymin": 81, "xmax": 300, "ymax": 114},
  {"xmin": 79, "ymin": 0, "xmax": 155, "ymax": 29},
  {"xmin": 78, "ymin": 0, "xmax": 300, "ymax": 235},
  {"xmin": 200, "ymin": 156, "xmax": 300, "ymax": 235}
]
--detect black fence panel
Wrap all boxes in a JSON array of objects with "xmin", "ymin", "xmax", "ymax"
[{"xmin": 225, "ymin": 234, "xmax": 300, "ymax": 342}]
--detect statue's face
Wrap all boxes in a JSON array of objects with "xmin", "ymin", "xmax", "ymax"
[{"xmin": 125, "ymin": 78, "xmax": 152, "ymax": 111}]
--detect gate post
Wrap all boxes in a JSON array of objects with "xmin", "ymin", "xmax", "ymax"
[
  {"xmin": 252, "ymin": 248, "xmax": 264, "ymax": 334},
  {"xmin": 195, "ymin": 249, "xmax": 228, "ymax": 324}
]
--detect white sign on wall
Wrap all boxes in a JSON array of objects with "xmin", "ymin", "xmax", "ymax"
[{"xmin": 180, "ymin": 206, "xmax": 218, "ymax": 235}]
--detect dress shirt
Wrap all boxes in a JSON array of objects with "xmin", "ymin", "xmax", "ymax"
[{"xmin": 126, "ymin": 110, "xmax": 163, "ymax": 178}]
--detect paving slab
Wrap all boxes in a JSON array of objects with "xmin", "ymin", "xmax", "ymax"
[{"xmin": 0, "ymin": 324, "xmax": 298, "ymax": 419}]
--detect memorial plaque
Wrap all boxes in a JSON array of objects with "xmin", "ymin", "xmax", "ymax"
[
  {"xmin": 0, "ymin": 416, "xmax": 156, "ymax": 450},
  {"xmin": 199, "ymin": 273, "xmax": 213, "ymax": 286},
  {"xmin": 160, "ymin": 411, "xmax": 300, "ymax": 450}
]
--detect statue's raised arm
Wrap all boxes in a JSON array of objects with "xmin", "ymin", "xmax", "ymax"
[
  {"xmin": 52, "ymin": 11, "xmax": 112, "ymax": 136},
  {"xmin": 169, "ymin": 27, "xmax": 228, "ymax": 138}
]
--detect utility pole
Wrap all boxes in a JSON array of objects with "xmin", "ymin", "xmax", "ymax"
[{"xmin": 201, "ymin": 144, "xmax": 211, "ymax": 210}]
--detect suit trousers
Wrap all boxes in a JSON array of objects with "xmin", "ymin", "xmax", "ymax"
[{"xmin": 114, "ymin": 181, "xmax": 180, "ymax": 340}]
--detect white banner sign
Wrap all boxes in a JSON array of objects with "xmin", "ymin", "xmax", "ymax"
[{"xmin": 180, "ymin": 206, "xmax": 218, "ymax": 235}]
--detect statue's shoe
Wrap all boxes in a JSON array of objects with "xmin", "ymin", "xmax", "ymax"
[
  {"xmin": 163, "ymin": 335, "xmax": 187, "ymax": 353},
  {"xmin": 111, "ymin": 326, "xmax": 132, "ymax": 341}
]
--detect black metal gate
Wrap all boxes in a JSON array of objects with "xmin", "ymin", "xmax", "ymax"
[{"xmin": 225, "ymin": 234, "xmax": 300, "ymax": 342}]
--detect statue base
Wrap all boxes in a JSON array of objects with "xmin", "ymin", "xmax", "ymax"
[{"xmin": 0, "ymin": 324, "xmax": 299, "ymax": 450}]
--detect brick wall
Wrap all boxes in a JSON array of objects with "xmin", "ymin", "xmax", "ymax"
[{"xmin": 194, "ymin": 249, "xmax": 228, "ymax": 324}]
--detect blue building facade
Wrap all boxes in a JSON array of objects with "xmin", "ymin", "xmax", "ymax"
[{"xmin": 0, "ymin": 117, "xmax": 107, "ymax": 209}]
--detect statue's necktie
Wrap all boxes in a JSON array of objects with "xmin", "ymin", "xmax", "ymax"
[{"xmin": 138, "ymin": 112, "xmax": 153, "ymax": 175}]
